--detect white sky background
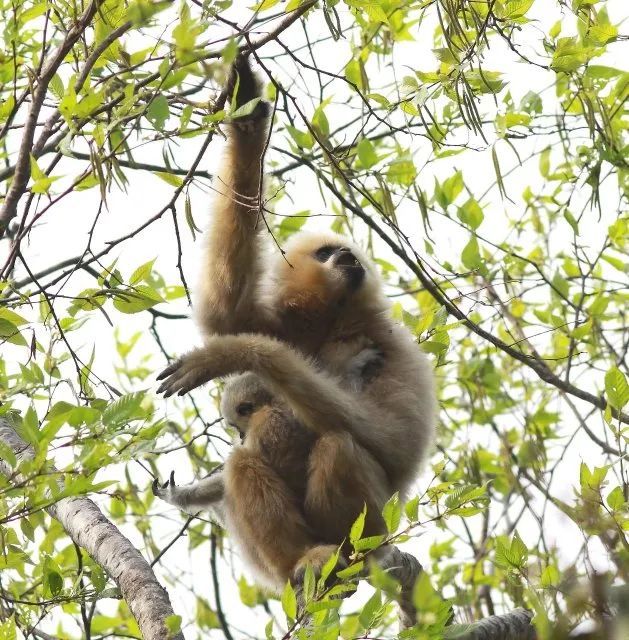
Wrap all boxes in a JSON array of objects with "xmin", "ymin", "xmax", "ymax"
[{"xmin": 1, "ymin": 1, "xmax": 628, "ymax": 638}]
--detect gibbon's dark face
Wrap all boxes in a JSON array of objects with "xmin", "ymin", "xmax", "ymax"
[
  {"xmin": 273, "ymin": 232, "xmax": 383, "ymax": 314},
  {"xmin": 313, "ymin": 244, "xmax": 366, "ymax": 291}
]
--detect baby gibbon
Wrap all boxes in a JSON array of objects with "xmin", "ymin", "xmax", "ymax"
[{"xmin": 154, "ymin": 55, "xmax": 436, "ymax": 622}]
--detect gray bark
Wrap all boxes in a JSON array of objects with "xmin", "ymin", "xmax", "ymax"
[
  {"xmin": 0, "ymin": 418, "xmax": 185, "ymax": 640},
  {"xmin": 458, "ymin": 608, "xmax": 536, "ymax": 640}
]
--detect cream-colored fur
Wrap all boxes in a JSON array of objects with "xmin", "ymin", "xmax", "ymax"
[{"xmin": 154, "ymin": 58, "xmax": 436, "ymax": 610}]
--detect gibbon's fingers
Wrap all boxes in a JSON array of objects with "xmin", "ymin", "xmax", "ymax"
[
  {"xmin": 155, "ymin": 361, "xmax": 180, "ymax": 381},
  {"xmin": 229, "ymin": 54, "xmax": 261, "ymax": 106},
  {"xmin": 151, "ymin": 472, "xmax": 176, "ymax": 497},
  {"xmin": 157, "ymin": 363, "xmax": 213, "ymax": 397}
]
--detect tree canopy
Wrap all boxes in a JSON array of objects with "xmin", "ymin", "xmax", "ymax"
[{"xmin": 0, "ymin": 1, "xmax": 627, "ymax": 639}]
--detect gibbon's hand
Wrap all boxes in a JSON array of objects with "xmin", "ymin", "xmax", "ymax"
[
  {"xmin": 228, "ymin": 54, "xmax": 271, "ymax": 128},
  {"xmin": 156, "ymin": 349, "xmax": 220, "ymax": 397},
  {"xmin": 152, "ymin": 470, "xmax": 176, "ymax": 500}
]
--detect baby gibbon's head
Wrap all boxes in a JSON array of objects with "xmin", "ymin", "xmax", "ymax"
[
  {"xmin": 266, "ymin": 232, "xmax": 386, "ymax": 316},
  {"xmin": 220, "ymin": 373, "xmax": 273, "ymax": 437}
]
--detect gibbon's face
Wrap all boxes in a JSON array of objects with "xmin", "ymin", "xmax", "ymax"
[
  {"xmin": 220, "ymin": 374, "xmax": 273, "ymax": 438},
  {"xmin": 272, "ymin": 232, "xmax": 382, "ymax": 312}
]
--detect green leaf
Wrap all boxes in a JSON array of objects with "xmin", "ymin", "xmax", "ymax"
[
  {"xmin": 551, "ymin": 37, "xmax": 590, "ymax": 73},
  {"xmin": 405, "ymin": 495, "xmax": 419, "ymax": 522},
  {"xmin": 165, "ymin": 615, "xmax": 182, "ymax": 637},
  {"xmin": 461, "ymin": 237, "xmax": 482, "ymax": 271},
  {"xmin": 357, "ymin": 138, "xmax": 378, "ymax": 169},
  {"xmin": 102, "ymin": 392, "xmax": 146, "ymax": 426},
  {"xmin": 153, "ymin": 172, "xmax": 183, "ymax": 187},
  {"xmin": 457, "ymin": 198, "xmax": 484, "ymax": 230},
  {"xmin": 350, "ymin": 505, "xmax": 366, "ymax": 546},
  {"xmin": 281, "ymin": 581, "xmax": 297, "ymax": 620},
  {"xmin": 382, "ymin": 492, "xmax": 401, "ymax": 533},
  {"xmin": 113, "ymin": 285, "xmax": 163, "ymax": 314},
  {"xmin": 18, "ymin": 406, "xmax": 40, "ymax": 447},
  {"xmin": 129, "ymin": 259, "xmax": 156, "ymax": 285},
  {"xmin": 503, "ymin": 0, "xmax": 534, "ymax": 18},
  {"xmin": 541, "ymin": 565, "xmax": 560, "ymax": 588},
  {"xmin": 43, "ymin": 557, "xmax": 63, "ymax": 597},
  {"xmin": 587, "ymin": 23, "xmax": 618, "ymax": 46},
  {"xmin": 147, "ymin": 95, "xmax": 169, "ymax": 130},
  {"xmin": 387, "ymin": 159, "xmax": 416, "ymax": 186},
  {"xmin": 0, "ymin": 318, "xmax": 27, "ymax": 346},
  {"xmin": 358, "ymin": 589, "xmax": 382, "ymax": 628},
  {"xmin": 286, "ymin": 125, "xmax": 314, "ymax": 149},
  {"xmin": 231, "ymin": 97, "xmax": 262, "ymax": 119},
  {"xmin": 607, "ymin": 486, "xmax": 625, "ymax": 511},
  {"xmin": 605, "ymin": 366, "xmax": 629, "ymax": 410}
]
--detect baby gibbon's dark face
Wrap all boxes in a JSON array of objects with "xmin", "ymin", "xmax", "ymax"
[{"xmin": 313, "ymin": 244, "xmax": 365, "ymax": 291}]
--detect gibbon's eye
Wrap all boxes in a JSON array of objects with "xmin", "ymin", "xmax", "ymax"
[
  {"xmin": 236, "ymin": 402, "xmax": 254, "ymax": 417},
  {"xmin": 313, "ymin": 245, "xmax": 338, "ymax": 262}
]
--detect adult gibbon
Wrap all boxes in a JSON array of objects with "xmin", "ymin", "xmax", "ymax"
[{"xmin": 154, "ymin": 55, "xmax": 436, "ymax": 623}]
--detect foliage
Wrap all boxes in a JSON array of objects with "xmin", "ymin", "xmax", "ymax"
[{"xmin": 0, "ymin": 0, "xmax": 627, "ymax": 638}]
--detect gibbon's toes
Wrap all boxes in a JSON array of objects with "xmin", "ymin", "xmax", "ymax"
[
  {"xmin": 151, "ymin": 477, "xmax": 160, "ymax": 496},
  {"xmin": 292, "ymin": 546, "xmax": 347, "ymax": 590}
]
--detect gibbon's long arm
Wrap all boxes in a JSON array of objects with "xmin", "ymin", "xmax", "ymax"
[
  {"xmin": 157, "ymin": 335, "xmax": 388, "ymax": 460},
  {"xmin": 152, "ymin": 471, "xmax": 224, "ymax": 515},
  {"xmin": 196, "ymin": 56, "xmax": 271, "ymax": 336}
]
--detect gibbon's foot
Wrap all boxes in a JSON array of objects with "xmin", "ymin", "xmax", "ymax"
[
  {"xmin": 375, "ymin": 546, "xmax": 422, "ymax": 629},
  {"xmin": 292, "ymin": 545, "xmax": 347, "ymax": 591},
  {"xmin": 156, "ymin": 352, "xmax": 213, "ymax": 397},
  {"xmin": 151, "ymin": 470, "xmax": 177, "ymax": 501}
]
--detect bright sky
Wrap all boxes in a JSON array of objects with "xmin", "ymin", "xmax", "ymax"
[{"xmin": 1, "ymin": 1, "xmax": 627, "ymax": 637}]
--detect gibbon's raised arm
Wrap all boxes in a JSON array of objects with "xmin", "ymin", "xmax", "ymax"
[
  {"xmin": 195, "ymin": 56, "xmax": 272, "ymax": 336},
  {"xmin": 156, "ymin": 335, "xmax": 389, "ymax": 461}
]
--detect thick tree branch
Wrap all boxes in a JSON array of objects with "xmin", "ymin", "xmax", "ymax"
[
  {"xmin": 458, "ymin": 608, "xmax": 536, "ymax": 640},
  {"xmin": 0, "ymin": 418, "xmax": 185, "ymax": 640}
]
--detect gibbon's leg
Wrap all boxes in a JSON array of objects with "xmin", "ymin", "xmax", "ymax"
[
  {"xmin": 157, "ymin": 335, "xmax": 392, "ymax": 464},
  {"xmin": 196, "ymin": 56, "xmax": 272, "ymax": 336},
  {"xmin": 152, "ymin": 471, "xmax": 224, "ymax": 515},
  {"xmin": 224, "ymin": 447, "xmax": 317, "ymax": 585},
  {"xmin": 304, "ymin": 432, "xmax": 389, "ymax": 544}
]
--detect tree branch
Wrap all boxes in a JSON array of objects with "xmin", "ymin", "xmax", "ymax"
[
  {"xmin": 0, "ymin": 0, "xmax": 108, "ymax": 237},
  {"xmin": 0, "ymin": 418, "xmax": 185, "ymax": 640},
  {"xmin": 458, "ymin": 608, "xmax": 536, "ymax": 640}
]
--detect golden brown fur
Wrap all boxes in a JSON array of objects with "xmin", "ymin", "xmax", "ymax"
[{"xmin": 154, "ymin": 57, "xmax": 436, "ymax": 606}]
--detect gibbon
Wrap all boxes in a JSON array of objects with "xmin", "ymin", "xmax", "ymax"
[
  {"xmin": 154, "ymin": 55, "xmax": 436, "ymax": 623},
  {"xmin": 154, "ymin": 346, "xmax": 387, "ymax": 585}
]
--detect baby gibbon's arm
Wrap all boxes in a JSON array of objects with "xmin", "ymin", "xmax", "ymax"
[
  {"xmin": 157, "ymin": 335, "xmax": 388, "ymax": 459},
  {"xmin": 152, "ymin": 471, "xmax": 224, "ymax": 515},
  {"xmin": 196, "ymin": 56, "xmax": 272, "ymax": 336}
]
